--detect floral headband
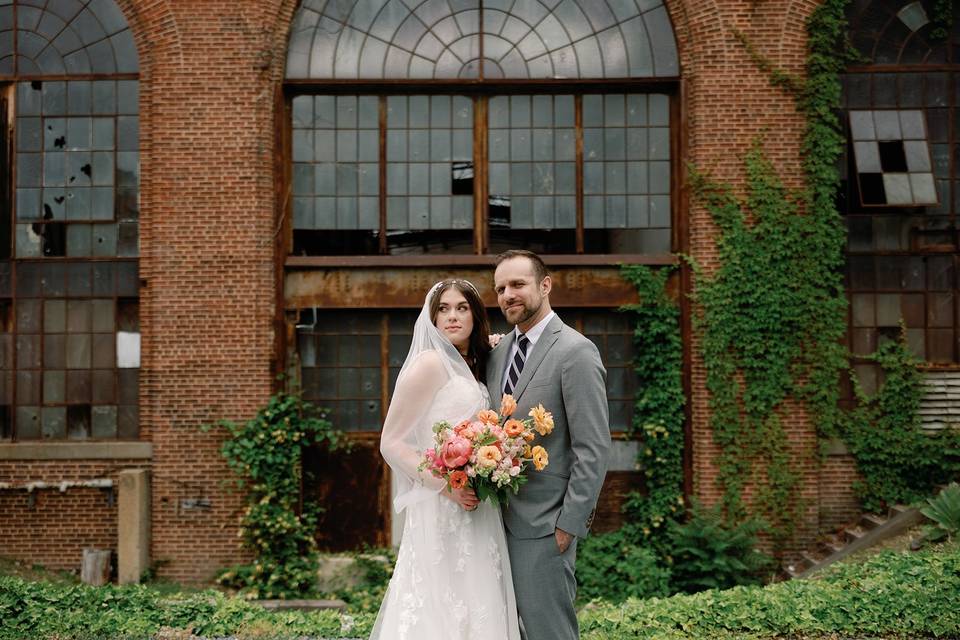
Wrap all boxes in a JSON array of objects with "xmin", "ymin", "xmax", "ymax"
[{"xmin": 430, "ymin": 278, "xmax": 481, "ymax": 298}]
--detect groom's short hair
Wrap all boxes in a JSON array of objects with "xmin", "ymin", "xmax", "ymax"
[{"xmin": 495, "ymin": 249, "xmax": 549, "ymax": 284}]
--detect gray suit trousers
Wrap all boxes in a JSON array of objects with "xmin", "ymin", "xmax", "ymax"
[{"xmin": 506, "ymin": 530, "xmax": 579, "ymax": 640}]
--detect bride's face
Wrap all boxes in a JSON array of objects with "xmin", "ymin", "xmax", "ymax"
[{"xmin": 435, "ymin": 288, "xmax": 474, "ymax": 354}]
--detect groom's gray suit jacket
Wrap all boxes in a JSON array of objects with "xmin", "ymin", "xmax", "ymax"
[{"xmin": 487, "ymin": 315, "xmax": 611, "ymax": 539}]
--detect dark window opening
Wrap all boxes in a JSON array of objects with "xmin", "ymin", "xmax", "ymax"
[
  {"xmin": 488, "ymin": 195, "xmax": 510, "ymax": 228},
  {"xmin": 67, "ymin": 405, "xmax": 90, "ymax": 439},
  {"xmin": 858, "ymin": 173, "xmax": 887, "ymax": 205},
  {"xmin": 37, "ymin": 222, "xmax": 66, "ymax": 256},
  {"xmin": 878, "ymin": 140, "xmax": 908, "ymax": 172},
  {"xmin": 452, "ymin": 162, "xmax": 473, "ymax": 195},
  {"xmin": 0, "ymin": 406, "xmax": 10, "ymax": 439}
]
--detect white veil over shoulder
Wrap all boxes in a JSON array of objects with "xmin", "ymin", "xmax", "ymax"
[
  {"xmin": 380, "ymin": 281, "xmax": 483, "ymax": 514},
  {"xmin": 371, "ymin": 282, "xmax": 520, "ymax": 640}
]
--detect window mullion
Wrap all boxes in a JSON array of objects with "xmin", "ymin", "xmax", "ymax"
[
  {"xmin": 575, "ymin": 94, "xmax": 584, "ymax": 254},
  {"xmin": 378, "ymin": 96, "xmax": 387, "ymax": 254},
  {"xmin": 474, "ymin": 96, "xmax": 488, "ymax": 255}
]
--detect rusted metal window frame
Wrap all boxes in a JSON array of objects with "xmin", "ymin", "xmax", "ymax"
[
  {"xmin": 283, "ymin": 78, "xmax": 679, "ymax": 264},
  {"xmin": 0, "ymin": 65, "xmax": 141, "ymax": 440}
]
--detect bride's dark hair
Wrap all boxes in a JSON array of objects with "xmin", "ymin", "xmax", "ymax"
[{"xmin": 429, "ymin": 279, "xmax": 492, "ymax": 383}]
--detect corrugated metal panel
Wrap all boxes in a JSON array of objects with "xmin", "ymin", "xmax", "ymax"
[{"xmin": 920, "ymin": 371, "xmax": 960, "ymax": 431}]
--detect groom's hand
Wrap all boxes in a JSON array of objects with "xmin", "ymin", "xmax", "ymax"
[{"xmin": 555, "ymin": 527, "xmax": 574, "ymax": 553}]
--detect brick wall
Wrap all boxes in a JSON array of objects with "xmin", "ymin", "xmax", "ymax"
[
  {"xmin": 668, "ymin": 0, "xmax": 836, "ymax": 557},
  {"xmin": 133, "ymin": 0, "xmax": 296, "ymax": 583},
  {"xmin": 0, "ymin": 460, "xmax": 148, "ymax": 572},
  {"xmin": 0, "ymin": 0, "xmax": 867, "ymax": 583},
  {"xmin": 819, "ymin": 452, "xmax": 863, "ymax": 530}
]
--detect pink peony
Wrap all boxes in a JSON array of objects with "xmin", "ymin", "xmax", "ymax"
[{"xmin": 442, "ymin": 435, "xmax": 472, "ymax": 468}]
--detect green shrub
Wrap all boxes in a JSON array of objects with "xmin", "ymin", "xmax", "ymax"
[
  {"xmin": 845, "ymin": 336, "xmax": 960, "ymax": 513},
  {"xmin": 0, "ymin": 576, "xmax": 373, "ymax": 640},
  {"xmin": 576, "ymin": 529, "xmax": 671, "ymax": 603},
  {"xmin": 210, "ymin": 389, "xmax": 345, "ymax": 599},
  {"xmin": 579, "ymin": 544, "xmax": 960, "ymax": 639},
  {"xmin": 922, "ymin": 482, "xmax": 960, "ymax": 543},
  {"xmin": 666, "ymin": 502, "xmax": 774, "ymax": 594}
]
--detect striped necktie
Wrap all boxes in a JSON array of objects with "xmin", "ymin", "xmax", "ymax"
[{"xmin": 503, "ymin": 333, "xmax": 530, "ymax": 396}]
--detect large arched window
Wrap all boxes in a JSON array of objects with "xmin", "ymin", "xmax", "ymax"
[
  {"xmin": 285, "ymin": 0, "xmax": 678, "ymax": 256},
  {"xmin": 284, "ymin": 0, "xmax": 679, "ymax": 548},
  {"xmin": 0, "ymin": 1, "xmax": 140, "ymax": 440}
]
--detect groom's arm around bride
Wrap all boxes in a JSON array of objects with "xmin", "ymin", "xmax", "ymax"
[{"xmin": 488, "ymin": 250, "xmax": 611, "ymax": 640}]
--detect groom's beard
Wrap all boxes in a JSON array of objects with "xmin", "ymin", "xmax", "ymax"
[{"xmin": 504, "ymin": 298, "xmax": 541, "ymax": 326}]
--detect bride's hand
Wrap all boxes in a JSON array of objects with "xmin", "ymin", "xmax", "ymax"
[
  {"xmin": 488, "ymin": 333, "xmax": 504, "ymax": 348},
  {"xmin": 445, "ymin": 486, "xmax": 479, "ymax": 511}
]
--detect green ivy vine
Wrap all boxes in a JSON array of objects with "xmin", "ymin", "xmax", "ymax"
[
  {"xmin": 212, "ymin": 391, "xmax": 345, "ymax": 599},
  {"xmin": 619, "ymin": 264, "xmax": 686, "ymax": 546},
  {"xmin": 845, "ymin": 332, "xmax": 960, "ymax": 513},
  {"xmin": 930, "ymin": 0, "xmax": 954, "ymax": 42},
  {"xmin": 688, "ymin": 0, "xmax": 857, "ymax": 543}
]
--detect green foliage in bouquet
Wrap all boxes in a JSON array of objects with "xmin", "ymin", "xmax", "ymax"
[
  {"xmin": 844, "ymin": 334, "xmax": 960, "ymax": 513},
  {"xmin": 212, "ymin": 390, "xmax": 345, "ymax": 599},
  {"xmin": 666, "ymin": 501, "xmax": 775, "ymax": 594},
  {"xmin": 921, "ymin": 483, "xmax": 960, "ymax": 544}
]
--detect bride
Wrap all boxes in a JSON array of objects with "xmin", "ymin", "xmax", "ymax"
[{"xmin": 370, "ymin": 279, "xmax": 521, "ymax": 640}]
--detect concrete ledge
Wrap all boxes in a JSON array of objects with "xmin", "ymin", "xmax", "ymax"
[
  {"xmin": 256, "ymin": 599, "xmax": 346, "ymax": 611},
  {"xmin": 0, "ymin": 442, "xmax": 152, "ymax": 460}
]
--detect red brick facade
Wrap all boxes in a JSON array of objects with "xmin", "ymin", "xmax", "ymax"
[{"xmin": 0, "ymin": 0, "xmax": 867, "ymax": 583}]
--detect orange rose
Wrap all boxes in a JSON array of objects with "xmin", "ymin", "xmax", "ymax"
[
  {"xmin": 504, "ymin": 419, "xmax": 525, "ymax": 437},
  {"xmin": 477, "ymin": 409, "xmax": 500, "ymax": 426},
  {"xmin": 523, "ymin": 431, "xmax": 535, "ymax": 442},
  {"xmin": 499, "ymin": 394, "xmax": 517, "ymax": 417},
  {"xmin": 449, "ymin": 470, "xmax": 468, "ymax": 490},
  {"xmin": 453, "ymin": 420, "xmax": 472, "ymax": 434},
  {"xmin": 528, "ymin": 404, "xmax": 554, "ymax": 436},
  {"xmin": 531, "ymin": 445, "xmax": 549, "ymax": 471}
]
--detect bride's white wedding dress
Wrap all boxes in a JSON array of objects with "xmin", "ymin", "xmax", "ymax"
[{"xmin": 370, "ymin": 288, "xmax": 520, "ymax": 640}]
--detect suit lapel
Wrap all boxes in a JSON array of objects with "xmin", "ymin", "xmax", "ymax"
[
  {"xmin": 489, "ymin": 331, "xmax": 515, "ymax": 400},
  {"xmin": 513, "ymin": 316, "xmax": 563, "ymax": 400}
]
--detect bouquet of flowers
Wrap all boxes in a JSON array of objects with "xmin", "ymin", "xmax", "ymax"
[{"xmin": 418, "ymin": 394, "xmax": 553, "ymax": 505}]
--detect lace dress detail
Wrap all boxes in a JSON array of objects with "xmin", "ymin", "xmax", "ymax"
[{"xmin": 371, "ymin": 378, "xmax": 519, "ymax": 640}]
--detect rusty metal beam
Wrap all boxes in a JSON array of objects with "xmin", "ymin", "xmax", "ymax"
[
  {"xmin": 286, "ymin": 254, "xmax": 678, "ymax": 268},
  {"xmin": 285, "ymin": 266, "xmax": 644, "ymax": 309}
]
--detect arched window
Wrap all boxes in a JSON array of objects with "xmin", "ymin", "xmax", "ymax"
[
  {"xmin": 284, "ymin": 0, "xmax": 679, "ymax": 548},
  {"xmin": 0, "ymin": 1, "xmax": 140, "ymax": 440},
  {"xmin": 285, "ymin": 0, "xmax": 678, "ymax": 256}
]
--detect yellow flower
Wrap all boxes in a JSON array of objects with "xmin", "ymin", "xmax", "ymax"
[
  {"xmin": 531, "ymin": 445, "xmax": 548, "ymax": 471},
  {"xmin": 528, "ymin": 404, "xmax": 554, "ymax": 436},
  {"xmin": 476, "ymin": 445, "xmax": 503, "ymax": 468},
  {"xmin": 500, "ymin": 394, "xmax": 517, "ymax": 417},
  {"xmin": 522, "ymin": 444, "xmax": 532, "ymax": 458}
]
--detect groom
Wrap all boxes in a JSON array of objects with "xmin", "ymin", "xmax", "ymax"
[{"xmin": 487, "ymin": 250, "xmax": 611, "ymax": 640}]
